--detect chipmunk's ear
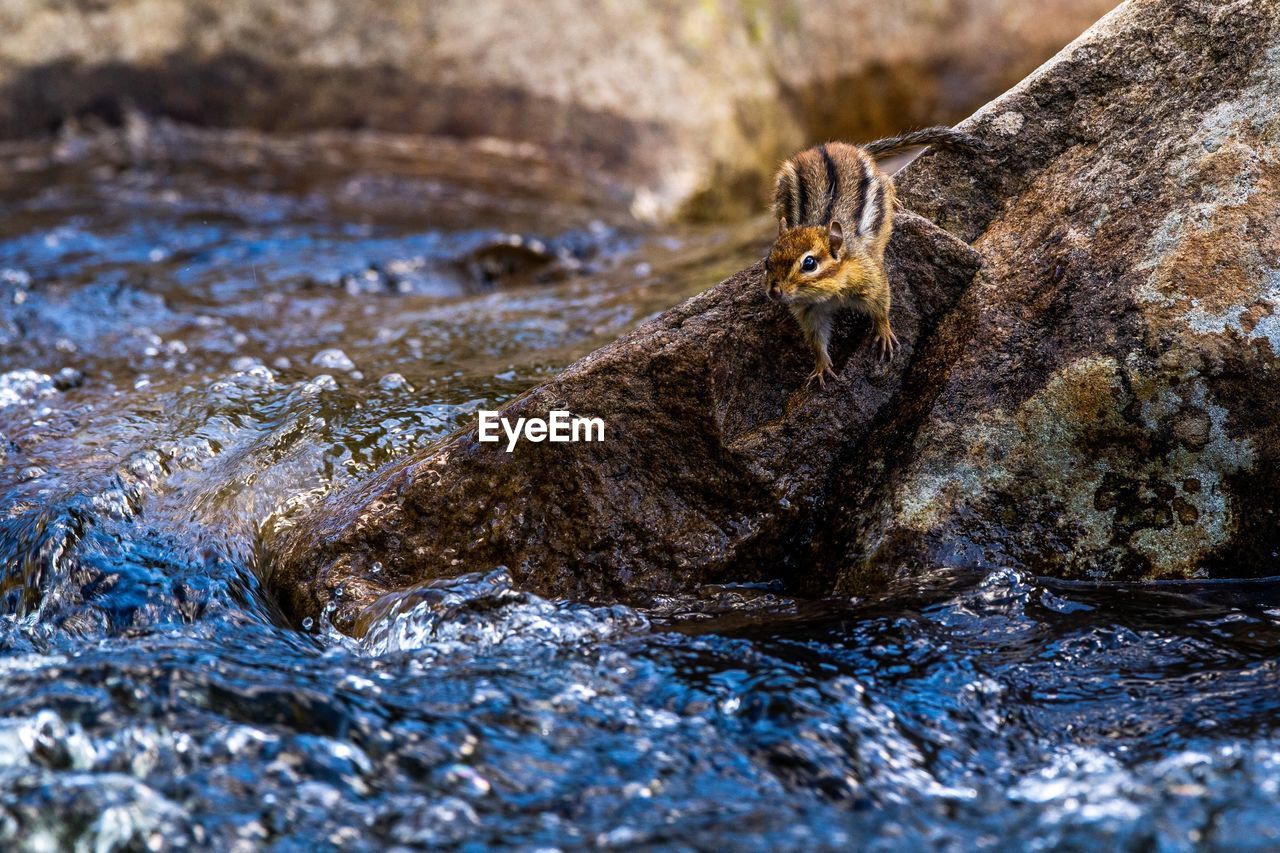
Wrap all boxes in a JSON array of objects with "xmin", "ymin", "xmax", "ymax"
[
  {"xmin": 778, "ymin": 217, "xmax": 788, "ymax": 234},
  {"xmin": 827, "ymin": 220, "xmax": 844, "ymax": 258}
]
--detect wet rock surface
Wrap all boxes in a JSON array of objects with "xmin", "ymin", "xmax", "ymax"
[
  {"xmin": 272, "ymin": 213, "xmax": 982, "ymax": 630},
  {"xmin": 845, "ymin": 0, "xmax": 1280, "ymax": 585},
  {"xmin": 0, "ymin": 0, "xmax": 1116, "ymax": 219}
]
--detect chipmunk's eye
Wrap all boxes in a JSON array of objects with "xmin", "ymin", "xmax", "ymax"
[{"xmin": 801, "ymin": 255, "xmax": 818, "ymax": 272}]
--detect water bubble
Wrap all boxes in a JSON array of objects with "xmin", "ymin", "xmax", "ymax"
[
  {"xmin": 0, "ymin": 268, "xmax": 31, "ymax": 287},
  {"xmin": 302, "ymin": 375, "xmax": 339, "ymax": 394},
  {"xmin": 0, "ymin": 369, "xmax": 57, "ymax": 408},
  {"xmin": 311, "ymin": 349, "xmax": 356, "ymax": 372},
  {"xmin": 378, "ymin": 373, "xmax": 412, "ymax": 391},
  {"xmin": 53, "ymin": 367, "xmax": 83, "ymax": 390},
  {"xmin": 441, "ymin": 764, "xmax": 491, "ymax": 798}
]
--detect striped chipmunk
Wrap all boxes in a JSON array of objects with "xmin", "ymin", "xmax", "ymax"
[{"xmin": 765, "ymin": 127, "xmax": 984, "ymax": 387}]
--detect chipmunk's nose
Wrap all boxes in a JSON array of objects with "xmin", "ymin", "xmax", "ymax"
[{"xmin": 767, "ymin": 284, "xmax": 782, "ymax": 301}]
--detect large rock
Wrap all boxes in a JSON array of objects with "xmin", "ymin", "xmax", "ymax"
[
  {"xmin": 272, "ymin": 0, "xmax": 1280, "ymax": 630},
  {"xmin": 824, "ymin": 0, "xmax": 1280, "ymax": 587},
  {"xmin": 0, "ymin": 0, "xmax": 1115, "ymax": 219},
  {"xmin": 269, "ymin": 213, "xmax": 981, "ymax": 632}
]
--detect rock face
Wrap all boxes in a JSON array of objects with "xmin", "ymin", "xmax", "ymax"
[
  {"xmin": 0, "ymin": 0, "xmax": 1115, "ymax": 219},
  {"xmin": 271, "ymin": 0, "xmax": 1280, "ymax": 630},
  {"xmin": 830, "ymin": 0, "xmax": 1280, "ymax": 586},
  {"xmin": 269, "ymin": 213, "xmax": 982, "ymax": 631}
]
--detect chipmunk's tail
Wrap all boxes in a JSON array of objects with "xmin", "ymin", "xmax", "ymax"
[{"xmin": 863, "ymin": 126, "xmax": 986, "ymax": 176}]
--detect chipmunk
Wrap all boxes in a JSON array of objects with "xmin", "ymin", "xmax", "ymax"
[{"xmin": 765, "ymin": 127, "xmax": 983, "ymax": 387}]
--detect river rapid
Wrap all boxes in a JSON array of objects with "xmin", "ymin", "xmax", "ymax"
[{"xmin": 0, "ymin": 120, "xmax": 1278, "ymax": 851}]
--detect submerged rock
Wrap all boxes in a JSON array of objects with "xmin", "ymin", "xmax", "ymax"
[
  {"xmin": 827, "ymin": 0, "xmax": 1280, "ymax": 586},
  {"xmin": 0, "ymin": 0, "xmax": 1115, "ymax": 219},
  {"xmin": 272, "ymin": 0, "xmax": 1280, "ymax": 630},
  {"xmin": 270, "ymin": 213, "xmax": 981, "ymax": 631}
]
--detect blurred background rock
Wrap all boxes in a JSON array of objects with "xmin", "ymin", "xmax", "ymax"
[{"xmin": 0, "ymin": 0, "xmax": 1117, "ymax": 221}]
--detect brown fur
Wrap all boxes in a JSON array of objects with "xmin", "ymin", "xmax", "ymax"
[
  {"xmin": 767, "ymin": 145, "xmax": 897, "ymax": 386},
  {"xmin": 766, "ymin": 127, "xmax": 980, "ymax": 386}
]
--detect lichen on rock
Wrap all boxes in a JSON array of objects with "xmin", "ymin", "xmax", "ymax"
[{"xmin": 889, "ymin": 355, "xmax": 1255, "ymax": 581}]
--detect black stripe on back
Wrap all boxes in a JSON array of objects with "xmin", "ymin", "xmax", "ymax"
[
  {"xmin": 777, "ymin": 172, "xmax": 793, "ymax": 227},
  {"xmin": 819, "ymin": 145, "xmax": 839, "ymax": 225},
  {"xmin": 868, "ymin": 179, "xmax": 885, "ymax": 237},
  {"xmin": 850, "ymin": 155, "xmax": 871, "ymax": 235},
  {"xmin": 795, "ymin": 161, "xmax": 809, "ymax": 226}
]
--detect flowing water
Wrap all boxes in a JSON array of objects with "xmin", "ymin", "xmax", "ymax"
[{"xmin": 1, "ymin": 120, "xmax": 1278, "ymax": 851}]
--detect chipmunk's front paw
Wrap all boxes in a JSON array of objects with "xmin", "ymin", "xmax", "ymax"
[
  {"xmin": 875, "ymin": 327, "xmax": 900, "ymax": 361},
  {"xmin": 806, "ymin": 363, "xmax": 838, "ymax": 389}
]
